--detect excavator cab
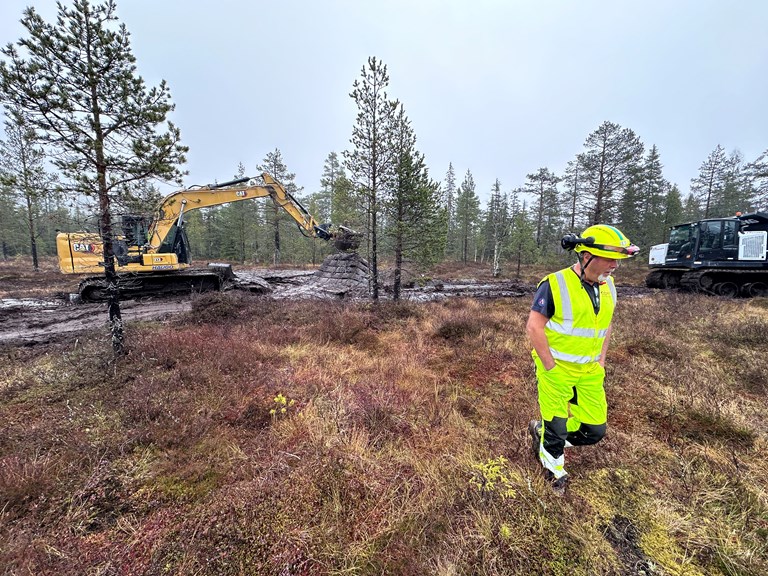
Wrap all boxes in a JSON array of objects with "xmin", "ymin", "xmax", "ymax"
[
  {"xmin": 121, "ymin": 215, "xmax": 149, "ymax": 246},
  {"xmin": 115, "ymin": 215, "xmax": 150, "ymax": 265}
]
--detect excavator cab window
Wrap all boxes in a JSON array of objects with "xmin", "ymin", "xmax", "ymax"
[
  {"xmin": 121, "ymin": 215, "xmax": 149, "ymax": 246},
  {"xmin": 116, "ymin": 215, "xmax": 149, "ymax": 265},
  {"xmin": 697, "ymin": 220, "xmax": 739, "ymax": 261},
  {"xmin": 172, "ymin": 223, "xmax": 192, "ymax": 264},
  {"xmin": 722, "ymin": 220, "xmax": 739, "ymax": 260}
]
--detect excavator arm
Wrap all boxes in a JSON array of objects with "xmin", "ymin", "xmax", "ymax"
[{"xmin": 146, "ymin": 172, "xmax": 332, "ymax": 251}]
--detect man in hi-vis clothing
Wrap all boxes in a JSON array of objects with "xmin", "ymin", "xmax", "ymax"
[{"xmin": 526, "ymin": 225, "xmax": 639, "ymax": 495}]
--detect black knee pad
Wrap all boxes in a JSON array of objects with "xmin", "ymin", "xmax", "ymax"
[
  {"xmin": 578, "ymin": 422, "xmax": 606, "ymax": 445},
  {"xmin": 542, "ymin": 417, "xmax": 568, "ymax": 458}
]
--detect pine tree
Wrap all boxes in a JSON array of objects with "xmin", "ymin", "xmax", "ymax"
[
  {"xmin": 638, "ymin": 145, "xmax": 667, "ymax": 247},
  {"xmin": 0, "ymin": 0, "xmax": 187, "ymax": 354},
  {"xmin": 455, "ymin": 170, "xmax": 481, "ymax": 263},
  {"xmin": 661, "ymin": 184, "xmax": 684, "ymax": 243},
  {"xmin": 385, "ymin": 105, "xmax": 444, "ymax": 299},
  {"xmin": 343, "ymin": 56, "xmax": 399, "ymax": 300},
  {"xmin": 746, "ymin": 149, "xmax": 768, "ymax": 211},
  {"xmin": 258, "ymin": 148, "xmax": 300, "ymax": 265},
  {"xmin": 578, "ymin": 121, "xmax": 644, "ymax": 224},
  {"xmin": 524, "ymin": 167, "xmax": 561, "ymax": 250},
  {"xmin": 561, "ymin": 158, "xmax": 587, "ymax": 231},
  {"xmin": 505, "ymin": 193, "xmax": 538, "ymax": 277},
  {"xmin": 682, "ymin": 193, "xmax": 701, "ymax": 222},
  {"xmin": 716, "ymin": 150, "xmax": 750, "ymax": 215},
  {"xmin": 486, "ymin": 179, "xmax": 512, "ymax": 277},
  {"xmin": 320, "ymin": 151, "xmax": 358, "ymax": 230},
  {"xmin": 616, "ymin": 162, "xmax": 644, "ymax": 247},
  {"xmin": 0, "ymin": 176, "xmax": 23, "ymax": 259},
  {"xmin": 218, "ymin": 162, "xmax": 259, "ymax": 263},
  {"xmin": 0, "ymin": 109, "xmax": 57, "ymax": 269},
  {"xmin": 690, "ymin": 144, "xmax": 727, "ymax": 218},
  {"xmin": 443, "ymin": 163, "xmax": 457, "ymax": 258},
  {"xmin": 114, "ymin": 178, "xmax": 162, "ymax": 216}
]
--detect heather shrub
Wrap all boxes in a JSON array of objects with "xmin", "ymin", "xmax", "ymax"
[{"xmin": 2, "ymin": 281, "xmax": 768, "ymax": 575}]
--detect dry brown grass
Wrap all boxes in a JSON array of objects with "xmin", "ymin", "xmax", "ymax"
[
  {"xmin": 0, "ymin": 256, "xmax": 79, "ymax": 299},
  {"xmin": 1, "ymin": 263, "xmax": 767, "ymax": 575}
]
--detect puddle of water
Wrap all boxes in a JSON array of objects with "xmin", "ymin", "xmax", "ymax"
[{"xmin": 0, "ymin": 298, "xmax": 66, "ymax": 309}]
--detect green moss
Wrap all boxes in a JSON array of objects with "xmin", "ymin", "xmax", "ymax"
[
  {"xmin": 640, "ymin": 519, "xmax": 707, "ymax": 576},
  {"xmin": 153, "ymin": 468, "xmax": 221, "ymax": 503},
  {"xmin": 581, "ymin": 468, "xmax": 710, "ymax": 576}
]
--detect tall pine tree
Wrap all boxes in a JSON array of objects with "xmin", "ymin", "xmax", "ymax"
[
  {"xmin": 506, "ymin": 193, "xmax": 537, "ymax": 277},
  {"xmin": 455, "ymin": 170, "xmax": 480, "ymax": 263},
  {"xmin": 257, "ymin": 148, "xmax": 300, "ymax": 265},
  {"xmin": 746, "ymin": 149, "xmax": 768, "ymax": 211},
  {"xmin": 661, "ymin": 183, "xmax": 684, "ymax": 243},
  {"xmin": 485, "ymin": 179, "xmax": 512, "ymax": 277},
  {"xmin": 320, "ymin": 151, "xmax": 358, "ymax": 230},
  {"xmin": 690, "ymin": 144, "xmax": 727, "ymax": 218},
  {"xmin": 385, "ymin": 105, "xmax": 443, "ymax": 299},
  {"xmin": 0, "ymin": 109, "xmax": 57, "ymax": 269},
  {"xmin": 343, "ymin": 56, "xmax": 398, "ymax": 299},
  {"xmin": 524, "ymin": 167, "xmax": 561, "ymax": 252},
  {"xmin": 443, "ymin": 162, "xmax": 457, "ymax": 258},
  {"xmin": 0, "ymin": 0, "xmax": 187, "ymax": 354},
  {"xmin": 578, "ymin": 121, "xmax": 644, "ymax": 224}
]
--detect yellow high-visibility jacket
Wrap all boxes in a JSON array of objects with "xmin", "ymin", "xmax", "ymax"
[{"xmin": 541, "ymin": 268, "xmax": 616, "ymax": 365}]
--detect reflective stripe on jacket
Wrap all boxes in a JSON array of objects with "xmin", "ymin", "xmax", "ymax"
[{"xmin": 543, "ymin": 268, "xmax": 616, "ymax": 365}]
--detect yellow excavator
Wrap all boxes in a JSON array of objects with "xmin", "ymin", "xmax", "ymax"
[{"xmin": 56, "ymin": 172, "xmax": 360, "ymax": 302}]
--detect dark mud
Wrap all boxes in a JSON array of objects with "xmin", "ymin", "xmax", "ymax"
[{"xmin": 0, "ymin": 267, "xmax": 654, "ymax": 348}]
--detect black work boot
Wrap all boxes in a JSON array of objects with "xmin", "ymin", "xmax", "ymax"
[
  {"xmin": 543, "ymin": 470, "xmax": 569, "ymax": 497},
  {"xmin": 551, "ymin": 474, "xmax": 569, "ymax": 496},
  {"xmin": 528, "ymin": 420, "xmax": 542, "ymax": 459}
]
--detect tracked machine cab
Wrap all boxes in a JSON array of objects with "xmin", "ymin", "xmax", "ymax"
[{"xmin": 646, "ymin": 212, "xmax": 768, "ymax": 297}]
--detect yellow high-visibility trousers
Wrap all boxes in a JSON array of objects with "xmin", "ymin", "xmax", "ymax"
[{"xmin": 532, "ymin": 356, "xmax": 607, "ymax": 479}]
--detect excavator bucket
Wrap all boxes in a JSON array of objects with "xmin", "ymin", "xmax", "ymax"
[{"xmin": 334, "ymin": 226, "xmax": 362, "ymax": 252}]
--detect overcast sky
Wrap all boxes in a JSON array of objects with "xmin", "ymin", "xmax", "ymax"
[{"xmin": 2, "ymin": 0, "xmax": 767, "ymax": 205}]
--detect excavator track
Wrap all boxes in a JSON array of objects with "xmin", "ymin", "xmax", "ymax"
[{"xmin": 78, "ymin": 268, "xmax": 233, "ymax": 303}]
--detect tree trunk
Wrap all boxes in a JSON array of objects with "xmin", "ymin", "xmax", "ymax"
[
  {"xmin": 462, "ymin": 227, "xmax": 468, "ymax": 263},
  {"xmin": 393, "ymin": 232, "xmax": 402, "ymax": 301},
  {"xmin": 272, "ymin": 202, "xmax": 281, "ymax": 266},
  {"xmin": 370, "ymin": 196, "xmax": 379, "ymax": 300},
  {"xmin": 25, "ymin": 194, "xmax": 39, "ymax": 270},
  {"xmin": 492, "ymin": 239, "xmax": 501, "ymax": 278},
  {"xmin": 97, "ymin": 171, "xmax": 123, "ymax": 356}
]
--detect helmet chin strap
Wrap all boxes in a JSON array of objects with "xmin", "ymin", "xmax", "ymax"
[
  {"xmin": 577, "ymin": 251, "xmax": 592, "ymax": 283},
  {"xmin": 576, "ymin": 252, "xmax": 601, "ymax": 313}
]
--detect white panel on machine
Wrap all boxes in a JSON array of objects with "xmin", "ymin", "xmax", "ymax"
[
  {"xmin": 739, "ymin": 231, "xmax": 767, "ymax": 261},
  {"xmin": 648, "ymin": 243, "xmax": 668, "ymax": 265}
]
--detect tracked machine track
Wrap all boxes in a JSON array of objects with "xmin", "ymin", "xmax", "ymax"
[
  {"xmin": 78, "ymin": 267, "xmax": 234, "ymax": 303},
  {"xmin": 675, "ymin": 269, "xmax": 768, "ymax": 297},
  {"xmin": 645, "ymin": 269, "xmax": 683, "ymax": 289}
]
